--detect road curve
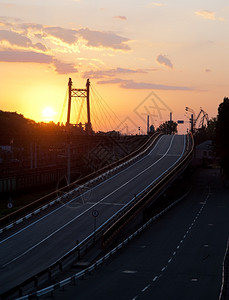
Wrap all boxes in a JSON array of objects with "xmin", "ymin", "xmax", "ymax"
[
  {"xmin": 53, "ymin": 168, "xmax": 229, "ymax": 300},
  {"xmin": 0, "ymin": 134, "xmax": 186, "ymax": 294}
]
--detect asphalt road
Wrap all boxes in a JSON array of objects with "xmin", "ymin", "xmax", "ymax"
[
  {"xmin": 53, "ymin": 168, "xmax": 229, "ymax": 300},
  {"xmin": 0, "ymin": 134, "xmax": 187, "ymax": 294}
]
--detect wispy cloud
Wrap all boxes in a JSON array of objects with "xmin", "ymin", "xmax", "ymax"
[
  {"xmin": 0, "ymin": 50, "xmax": 53, "ymax": 63},
  {"xmin": 0, "ymin": 18, "xmax": 131, "ymax": 51},
  {"xmin": 83, "ymin": 67, "xmax": 152, "ymax": 79},
  {"xmin": 113, "ymin": 16, "xmax": 127, "ymax": 21},
  {"xmin": 195, "ymin": 10, "xmax": 216, "ymax": 20},
  {"xmin": 44, "ymin": 26, "xmax": 78, "ymax": 44},
  {"xmin": 156, "ymin": 54, "xmax": 173, "ymax": 69},
  {"xmin": 53, "ymin": 59, "xmax": 78, "ymax": 74},
  {"xmin": 0, "ymin": 50, "xmax": 78, "ymax": 74},
  {"xmin": 97, "ymin": 78, "xmax": 192, "ymax": 91},
  {"xmin": 151, "ymin": 2, "xmax": 166, "ymax": 7},
  {"xmin": 0, "ymin": 30, "xmax": 47, "ymax": 51},
  {"xmin": 0, "ymin": 18, "xmax": 132, "ymax": 75},
  {"xmin": 77, "ymin": 28, "xmax": 130, "ymax": 51}
]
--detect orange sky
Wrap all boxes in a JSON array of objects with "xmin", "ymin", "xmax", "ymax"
[{"xmin": 0, "ymin": 0, "xmax": 229, "ymax": 134}]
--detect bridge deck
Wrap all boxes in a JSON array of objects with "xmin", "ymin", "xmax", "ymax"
[{"xmin": 0, "ymin": 134, "xmax": 186, "ymax": 294}]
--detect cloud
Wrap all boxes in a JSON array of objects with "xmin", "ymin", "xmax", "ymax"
[
  {"xmin": 18, "ymin": 23, "xmax": 44, "ymax": 35},
  {"xmin": 195, "ymin": 10, "xmax": 216, "ymax": 20},
  {"xmin": 0, "ymin": 18, "xmax": 131, "ymax": 51},
  {"xmin": 0, "ymin": 29, "xmax": 47, "ymax": 51},
  {"xmin": 0, "ymin": 50, "xmax": 77, "ymax": 74},
  {"xmin": 53, "ymin": 59, "xmax": 78, "ymax": 74},
  {"xmin": 77, "ymin": 28, "xmax": 131, "ymax": 51},
  {"xmin": 0, "ymin": 29, "xmax": 32, "ymax": 47},
  {"xmin": 0, "ymin": 19, "xmax": 132, "ymax": 74},
  {"xmin": 156, "ymin": 54, "xmax": 173, "ymax": 69},
  {"xmin": 83, "ymin": 67, "xmax": 150, "ymax": 79},
  {"xmin": 151, "ymin": 2, "xmax": 166, "ymax": 7},
  {"xmin": 0, "ymin": 50, "xmax": 53, "ymax": 63},
  {"xmin": 113, "ymin": 16, "xmax": 127, "ymax": 21},
  {"xmin": 218, "ymin": 17, "xmax": 227, "ymax": 22},
  {"xmin": 0, "ymin": 16, "xmax": 22, "ymax": 26},
  {"xmin": 34, "ymin": 42, "xmax": 47, "ymax": 51},
  {"xmin": 97, "ymin": 78, "xmax": 192, "ymax": 91},
  {"xmin": 44, "ymin": 26, "xmax": 78, "ymax": 44}
]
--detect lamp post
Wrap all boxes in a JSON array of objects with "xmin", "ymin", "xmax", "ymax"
[{"xmin": 185, "ymin": 107, "xmax": 195, "ymax": 134}]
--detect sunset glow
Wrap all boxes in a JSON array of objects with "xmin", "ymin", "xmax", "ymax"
[
  {"xmin": 0, "ymin": 0, "xmax": 228, "ymax": 133},
  {"xmin": 42, "ymin": 107, "xmax": 56, "ymax": 122}
]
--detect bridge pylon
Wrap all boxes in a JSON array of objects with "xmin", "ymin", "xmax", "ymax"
[{"xmin": 67, "ymin": 78, "xmax": 92, "ymax": 134}]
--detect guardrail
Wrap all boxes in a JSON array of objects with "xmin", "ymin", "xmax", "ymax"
[
  {"xmin": 102, "ymin": 133, "xmax": 194, "ymax": 247},
  {"xmin": 0, "ymin": 132, "xmax": 161, "ymax": 230},
  {"xmin": 219, "ymin": 238, "xmax": 229, "ymax": 300},
  {"xmin": 1, "ymin": 134, "xmax": 193, "ymax": 300},
  {"xmin": 0, "ymin": 132, "xmax": 163, "ymax": 299},
  {"xmin": 14, "ymin": 188, "xmax": 192, "ymax": 300}
]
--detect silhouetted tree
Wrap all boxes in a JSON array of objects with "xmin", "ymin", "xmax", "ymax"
[
  {"xmin": 216, "ymin": 97, "xmax": 229, "ymax": 175},
  {"xmin": 157, "ymin": 121, "xmax": 177, "ymax": 134}
]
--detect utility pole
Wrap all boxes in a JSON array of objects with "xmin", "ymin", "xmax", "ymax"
[
  {"xmin": 67, "ymin": 78, "xmax": 72, "ymax": 126},
  {"xmin": 67, "ymin": 141, "xmax": 71, "ymax": 184},
  {"xmin": 66, "ymin": 78, "xmax": 72, "ymax": 183},
  {"xmin": 170, "ymin": 112, "xmax": 172, "ymax": 122},
  {"xmin": 86, "ymin": 79, "xmax": 92, "ymax": 133},
  {"xmin": 147, "ymin": 115, "xmax": 150, "ymax": 134},
  {"xmin": 190, "ymin": 113, "xmax": 194, "ymax": 134}
]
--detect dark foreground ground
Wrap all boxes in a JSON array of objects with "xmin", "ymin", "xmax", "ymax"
[{"xmin": 48, "ymin": 167, "xmax": 229, "ymax": 300}]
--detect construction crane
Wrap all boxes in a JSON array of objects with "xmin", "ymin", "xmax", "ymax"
[
  {"xmin": 185, "ymin": 107, "xmax": 209, "ymax": 132},
  {"xmin": 193, "ymin": 108, "xmax": 209, "ymax": 128}
]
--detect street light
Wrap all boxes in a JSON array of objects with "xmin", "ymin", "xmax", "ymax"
[{"xmin": 185, "ymin": 107, "xmax": 195, "ymax": 133}]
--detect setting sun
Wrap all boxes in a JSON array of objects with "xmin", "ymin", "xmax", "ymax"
[{"xmin": 42, "ymin": 106, "xmax": 56, "ymax": 122}]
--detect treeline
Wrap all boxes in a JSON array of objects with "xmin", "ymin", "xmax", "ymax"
[
  {"xmin": 216, "ymin": 97, "xmax": 229, "ymax": 176},
  {"xmin": 0, "ymin": 111, "xmax": 89, "ymax": 146},
  {"xmin": 194, "ymin": 97, "xmax": 229, "ymax": 176}
]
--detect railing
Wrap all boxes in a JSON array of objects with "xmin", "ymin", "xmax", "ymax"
[
  {"xmin": 219, "ymin": 238, "xmax": 229, "ymax": 300},
  {"xmin": 1, "ymin": 133, "xmax": 194, "ymax": 299},
  {"xmin": 102, "ymin": 133, "xmax": 194, "ymax": 247},
  {"xmin": 0, "ymin": 132, "xmax": 161, "ymax": 229},
  {"xmin": 1, "ymin": 132, "xmax": 163, "ymax": 299},
  {"xmin": 2, "ymin": 134, "xmax": 195, "ymax": 300},
  {"xmin": 13, "ymin": 188, "xmax": 192, "ymax": 300}
]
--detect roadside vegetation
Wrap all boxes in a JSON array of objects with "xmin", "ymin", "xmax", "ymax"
[{"xmin": 193, "ymin": 97, "xmax": 229, "ymax": 177}]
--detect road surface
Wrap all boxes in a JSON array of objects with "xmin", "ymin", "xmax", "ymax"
[
  {"xmin": 54, "ymin": 168, "xmax": 229, "ymax": 300},
  {"xmin": 0, "ymin": 134, "xmax": 186, "ymax": 294}
]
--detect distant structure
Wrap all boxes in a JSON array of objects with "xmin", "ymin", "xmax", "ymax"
[
  {"xmin": 194, "ymin": 140, "xmax": 214, "ymax": 167},
  {"xmin": 67, "ymin": 78, "xmax": 92, "ymax": 133},
  {"xmin": 185, "ymin": 107, "xmax": 209, "ymax": 133},
  {"xmin": 194, "ymin": 108, "xmax": 209, "ymax": 128},
  {"xmin": 147, "ymin": 115, "xmax": 150, "ymax": 134},
  {"xmin": 149, "ymin": 125, "xmax": 155, "ymax": 134},
  {"xmin": 170, "ymin": 112, "xmax": 172, "ymax": 122}
]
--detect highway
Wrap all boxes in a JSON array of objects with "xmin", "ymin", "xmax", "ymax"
[
  {"xmin": 0, "ymin": 134, "xmax": 187, "ymax": 294},
  {"xmin": 54, "ymin": 168, "xmax": 229, "ymax": 300}
]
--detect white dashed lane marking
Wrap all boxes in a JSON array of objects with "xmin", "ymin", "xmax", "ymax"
[{"xmin": 129, "ymin": 190, "xmax": 210, "ymax": 300}]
